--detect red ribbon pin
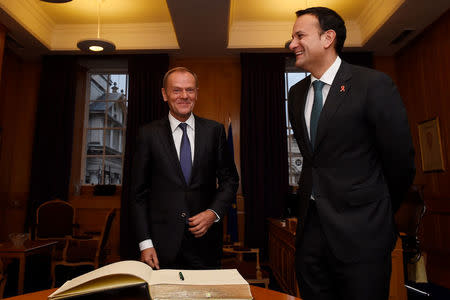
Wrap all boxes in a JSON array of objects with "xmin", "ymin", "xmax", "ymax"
[{"xmin": 340, "ymin": 85, "xmax": 345, "ymax": 92}]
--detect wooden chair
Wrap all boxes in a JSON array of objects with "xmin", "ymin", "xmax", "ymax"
[
  {"xmin": 35, "ymin": 199, "xmax": 77, "ymax": 262},
  {"xmin": 395, "ymin": 185, "xmax": 426, "ymax": 268},
  {"xmin": 51, "ymin": 208, "xmax": 116, "ymax": 287},
  {"xmin": 35, "ymin": 199, "xmax": 75, "ymax": 238},
  {"xmin": 222, "ymin": 243, "xmax": 270, "ymax": 288},
  {"xmin": 395, "ymin": 184, "xmax": 429, "ymax": 296}
]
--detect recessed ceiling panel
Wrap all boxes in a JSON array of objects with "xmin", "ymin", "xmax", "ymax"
[
  {"xmin": 0, "ymin": 0, "xmax": 178, "ymax": 51},
  {"xmin": 228, "ymin": 0, "xmax": 405, "ymax": 49},
  {"xmin": 231, "ymin": 0, "xmax": 367, "ymax": 23},
  {"xmin": 38, "ymin": 0, "xmax": 171, "ymax": 24}
]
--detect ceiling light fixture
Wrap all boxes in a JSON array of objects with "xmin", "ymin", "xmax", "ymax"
[{"xmin": 77, "ymin": 0, "xmax": 116, "ymax": 53}]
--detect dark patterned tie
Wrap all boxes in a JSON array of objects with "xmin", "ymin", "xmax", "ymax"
[
  {"xmin": 179, "ymin": 123, "xmax": 192, "ymax": 184},
  {"xmin": 310, "ymin": 80, "xmax": 325, "ymax": 150}
]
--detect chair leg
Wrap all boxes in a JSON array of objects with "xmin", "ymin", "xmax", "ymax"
[{"xmin": 51, "ymin": 262, "xmax": 56, "ymax": 288}]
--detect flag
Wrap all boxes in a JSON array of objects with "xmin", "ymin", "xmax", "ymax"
[{"xmin": 226, "ymin": 117, "xmax": 238, "ymax": 243}]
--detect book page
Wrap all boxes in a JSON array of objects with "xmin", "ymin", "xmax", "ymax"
[
  {"xmin": 151, "ymin": 269, "xmax": 247, "ymax": 286},
  {"xmin": 49, "ymin": 276, "xmax": 147, "ymax": 300},
  {"xmin": 49, "ymin": 261, "xmax": 152, "ymax": 298}
]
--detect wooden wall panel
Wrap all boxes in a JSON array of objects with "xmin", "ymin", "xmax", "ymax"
[
  {"xmin": 0, "ymin": 50, "xmax": 41, "ymax": 241},
  {"xmin": 0, "ymin": 25, "xmax": 5, "ymax": 82},
  {"xmin": 373, "ymin": 56, "xmax": 398, "ymax": 84},
  {"xmin": 169, "ymin": 56, "xmax": 242, "ymax": 185},
  {"xmin": 393, "ymin": 9, "xmax": 450, "ymax": 288}
]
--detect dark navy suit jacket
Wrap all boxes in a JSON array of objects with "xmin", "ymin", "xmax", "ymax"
[
  {"xmin": 130, "ymin": 115, "xmax": 239, "ymax": 266},
  {"xmin": 288, "ymin": 61, "xmax": 415, "ymax": 262}
]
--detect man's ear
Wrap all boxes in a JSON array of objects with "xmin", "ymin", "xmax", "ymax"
[
  {"xmin": 161, "ymin": 88, "xmax": 168, "ymax": 102},
  {"xmin": 322, "ymin": 29, "xmax": 336, "ymax": 49}
]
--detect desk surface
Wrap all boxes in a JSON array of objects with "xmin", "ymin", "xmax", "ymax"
[
  {"xmin": 0, "ymin": 240, "xmax": 57, "ymax": 295},
  {"xmin": 0, "ymin": 240, "xmax": 58, "ymax": 253},
  {"xmin": 5, "ymin": 285, "xmax": 302, "ymax": 300}
]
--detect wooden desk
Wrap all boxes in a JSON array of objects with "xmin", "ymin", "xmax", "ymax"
[
  {"xmin": 267, "ymin": 218, "xmax": 407, "ymax": 300},
  {"xmin": 0, "ymin": 240, "xmax": 57, "ymax": 295},
  {"xmin": 5, "ymin": 285, "xmax": 302, "ymax": 300},
  {"xmin": 268, "ymin": 218, "xmax": 298, "ymax": 296}
]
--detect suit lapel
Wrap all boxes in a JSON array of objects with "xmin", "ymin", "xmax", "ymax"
[
  {"xmin": 159, "ymin": 116, "xmax": 187, "ymax": 185},
  {"xmin": 299, "ymin": 76, "xmax": 314, "ymax": 156},
  {"xmin": 191, "ymin": 115, "xmax": 205, "ymax": 183},
  {"xmin": 315, "ymin": 61, "xmax": 352, "ymax": 151}
]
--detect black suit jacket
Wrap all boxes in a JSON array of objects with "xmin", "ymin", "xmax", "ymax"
[
  {"xmin": 130, "ymin": 115, "xmax": 239, "ymax": 266},
  {"xmin": 288, "ymin": 61, "xmax": 415, "ymax": 263}
]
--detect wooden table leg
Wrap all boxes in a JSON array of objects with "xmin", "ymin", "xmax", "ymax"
[{"xmin": 18, "ymin": 255, "xmax": 25, "ymax": 294}]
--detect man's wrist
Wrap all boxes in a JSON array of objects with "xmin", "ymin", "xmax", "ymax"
[
  {"xmin": 139, "ymin": 239, "xmax": 154, "ymax": 251},
  {"xmin": 207, "ymin": 209, "xmax": 220, "ymax": 223}
]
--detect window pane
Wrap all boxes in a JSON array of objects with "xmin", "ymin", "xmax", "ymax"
[
  {"xmin": 86, "ymin": 129, "xmax": 104, "ymax": 155},
  {"xmin": 104, "ymin": 157, "xmax": 123, "ymax": 184},
  {"xmin": 103, "ymin": 87, "xmax": 126, "ymax": 101},
  {"xmin": 90, "ymin": 74, "xmax": 109, "ymax": 101},
  {"xmin": 285, "ymin": 101, "xmax": 289, "ymax": 127},
  {"xmin": 289, "ymin": 155, "xmax": 303, "ymax": 184},
  {"xmin": 104, "ymin": 129, "xmax": 124, "ymax": 155},
  {"xmin": 285, "ymin": 71, "xmax": 309, "ymax": 187},
  {"xmin": 106, "ymin": 102, "xmax": 126, "ymax": 128},
  {"xmin": 287, "ymin": 73, "xmax": 307, "ymax": 90},
  {"xmin": 110, "ymin": 74, "xmax": 128, "ymax": 96},
  {"xmin": 85, "ymin": 157, "xmax": 103, "ymax": 185},
  {"xmin": 88, "ymin": 101, "xmax": 106, "ymax": 128},
  {"xmin": 289, "ymin": 137, "xmax": 300, "ymax": 155}
]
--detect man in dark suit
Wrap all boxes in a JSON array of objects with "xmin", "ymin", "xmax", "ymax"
[
  {"xmin": 287, "ymin": 7, "xmax": 415, "ymax": 300},
  {"xmin": 130, "ymin": 67, "xmax": 239, "ymax": 270}
]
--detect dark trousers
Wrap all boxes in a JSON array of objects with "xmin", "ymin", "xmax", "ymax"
[
  {"xmin": 173, "ymin": 227, "xmax": 221, "ymax": 270},
  {"xmin": 295, "ymin": 200, "xmax": 392, "ymax": 300}
]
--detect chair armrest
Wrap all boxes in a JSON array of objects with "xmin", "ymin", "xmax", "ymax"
[
  {"xmin": 63, "ymin": 237, "xmax": 100, "ymax": 262},
  {"xmin": 72, "ymin": 234, "xmax": 94, "ymax": 240}
]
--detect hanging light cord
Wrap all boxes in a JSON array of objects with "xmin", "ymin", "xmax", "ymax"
[{"xmin": 97, "ymin": 0, "xmax": 101, "ymax": 39}]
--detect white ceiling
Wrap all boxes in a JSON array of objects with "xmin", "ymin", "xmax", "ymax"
[{"xmin": 0, "ymin": 0, "xmax": 449, "ymax": 59}]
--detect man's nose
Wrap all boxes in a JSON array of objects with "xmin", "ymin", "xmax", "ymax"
[{"xmin": 289, "ymin": 39, "xmax": 296, "ymax": 51}]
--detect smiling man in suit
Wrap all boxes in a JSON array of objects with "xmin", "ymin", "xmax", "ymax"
[
  {"xmin": 287, "ymin": 7, "xmax": 415, "ymax": 300},
  {"xmin": 130, "ymin": 67, "xmax": 239, "ymax": 270}
]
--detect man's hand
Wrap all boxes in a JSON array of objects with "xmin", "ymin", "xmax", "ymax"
[
  {"xmin": 188, "ymin": 210, "xmax": 217, "ymax": 238},
  {"xmin": 141, "ymin": 247, "xmax": 160, "ymax": 269}
]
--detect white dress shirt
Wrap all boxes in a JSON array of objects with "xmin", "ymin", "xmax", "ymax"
[
  {"xmin": 168, "ymin": 112, "xmax": 195, "ymax": 162},
  {"xmin": 304, "ymin": 56, "xmax": 342, "ymax": 139}
]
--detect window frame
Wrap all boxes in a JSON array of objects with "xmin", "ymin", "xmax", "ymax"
[{"xmin": 81, "ymin": 70, "xmax": 129, "ymax": 186}]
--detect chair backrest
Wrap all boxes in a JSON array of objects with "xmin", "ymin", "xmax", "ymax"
[
  {"xmin": 63, "ymin": 208, "xmax": 116, "ymax": 268},
  {"xmin": 97, "ymin": 208, "xmax": 117, "ymax": 263},
  {"xmin": 395, "ymin": 185, "xmax": 426, "ymax": 237},
  {"xmin": 36, "ymin": 199, "xmax": 75, "ymax": 238}
]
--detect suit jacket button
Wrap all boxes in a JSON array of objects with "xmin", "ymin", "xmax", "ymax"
[{"xmin": 181, "ymin": 212, "xmax": 186, "ymax": 218}]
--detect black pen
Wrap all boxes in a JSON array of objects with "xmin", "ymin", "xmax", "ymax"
[{"xmin": 179, "ymin": 271, "xmax": 184, "ymax": 281}]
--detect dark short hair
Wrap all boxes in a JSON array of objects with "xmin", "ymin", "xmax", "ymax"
[
  {"xmin": 163, "ymin": 67, "xmax": 199, "ymax": 90},
  {"xmin": 296, "ymin": 7, "xmax": 346, "ymax": 54}
]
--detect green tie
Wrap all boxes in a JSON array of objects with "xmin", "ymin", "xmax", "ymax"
[{"xmin": 310, "ymin": 80, "xmax": 325, "ymax": 150}]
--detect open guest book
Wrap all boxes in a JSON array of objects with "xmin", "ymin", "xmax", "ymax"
[{"xmin": 48, "ymin": 260, "xmax": 253, "ymax": 300}]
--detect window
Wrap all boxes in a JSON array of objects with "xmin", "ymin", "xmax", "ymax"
[
  {"xmin": 285, "ymin": 69, "xmax": 309, "ymax": 186},
  {"xmin": 83, "ymin": 73, "xmax": 129, "ymax": 185}
]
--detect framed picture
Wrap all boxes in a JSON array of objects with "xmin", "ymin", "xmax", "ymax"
[{"xmin": 418, "ymin": 117, "xmax": 445, "ymax": 172}]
